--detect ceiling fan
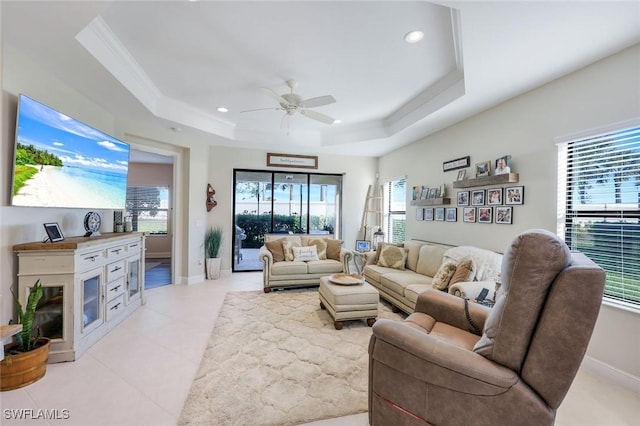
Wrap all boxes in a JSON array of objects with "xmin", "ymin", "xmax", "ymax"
[{"xmin": 242, "ymin": 80, "xmax": 337, "ymax": 132}]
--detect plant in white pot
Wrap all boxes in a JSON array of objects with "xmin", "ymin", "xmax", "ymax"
[{"xmin": 205, "ymin": 226, "xmax": 223, "ymax": 279}]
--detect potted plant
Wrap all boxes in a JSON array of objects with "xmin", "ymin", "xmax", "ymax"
[
  {"xmin": 1, "ymin": 280, "xmax": 51, "ymax": 391},
  {"xmin": 205, "ymin": 226, "xmax": 223, "ymax": 279}
]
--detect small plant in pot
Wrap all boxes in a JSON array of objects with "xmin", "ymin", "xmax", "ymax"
[
  {"xmin": 205, "ymin": 226, "xmax": 223, "ymax": 280},
  {"xmin": 1, "ymin": 280, "xmax": 51, "ymax": 391}
]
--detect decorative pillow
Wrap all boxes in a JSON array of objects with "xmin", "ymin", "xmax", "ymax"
[
  {"xmin": 449, "ymin": 258, "xmax": 476, "ymax": 285},
  {"xmin": 292, "ymin": 245, "xmax": 319, "ymax": 262},
  {"xmin": 431, "ymin": 261, "xmax": 458, "ymax": 290},
  {"xmin": 326, "ymin": 239, "xmax": 343, "ymax": 261},
  {"xmin": 265, "ymin": 239, "xmax": 285, "ymax": 262},
  {"xmin": 377, "ymin": 245, "xmax": 407, "ymax": 270},
  {"xmin": 374, "ymin": 242, "xmax": 401, "ymax": 264},
  {"xmin": 305, "ymin": 238, "xmax": 328, "ymax": 260},
  {"xmin": 282, "ymin": 238, "xmax": 302, "ymax": 261}
]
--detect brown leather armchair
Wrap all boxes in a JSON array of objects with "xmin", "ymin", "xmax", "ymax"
[{"xmin": 368, "ymin": 229, "xmax": 606, "ymax": 426}]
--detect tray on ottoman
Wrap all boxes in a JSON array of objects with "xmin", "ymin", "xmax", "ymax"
[{"xmin": 319, "ymin": 275, "xmax": 379, "ymax": 330}]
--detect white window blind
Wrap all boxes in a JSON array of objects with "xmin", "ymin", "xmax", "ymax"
[
  {"xmin": 558, "ymin": 125, "xmax": 640, "ymax": 307},
  {"xmin": 383, "ymin": 178, "xmax": 407, "ymax": 244},
  {"xmin": 126, "ymin": 186, "xmax": 170, "ymax": 235}
]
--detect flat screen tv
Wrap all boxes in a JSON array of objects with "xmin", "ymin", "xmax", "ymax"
[{"xmin": 11, "ymin": 94, "xmax": 130, "ymax": 209}]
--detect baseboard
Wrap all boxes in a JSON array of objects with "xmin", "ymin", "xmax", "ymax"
[{"xmin": 582, "ymin": 355, "xmax": 640, "ymax": 394}]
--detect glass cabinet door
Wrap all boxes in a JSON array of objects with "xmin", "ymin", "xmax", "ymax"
[
  {"xmin": 80, "ymin": 268, "xmax": 103, "ymax": 334},
  {"xmin": 127, "ymin": 255, "xmax": 141, "ymax": 302}
]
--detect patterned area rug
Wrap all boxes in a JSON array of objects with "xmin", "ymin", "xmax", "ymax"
[{"xmin": 179, "ymin": 288, "xmax": 405, "ymax": 426}]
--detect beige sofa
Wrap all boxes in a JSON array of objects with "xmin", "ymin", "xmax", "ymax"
[
  {"xmin": 362, "ymin": 240, "xmax": 503, "ymax": 314},
  {"xmin": 259, "ymin": 234, "xmax": 353, "ymax": 292}
]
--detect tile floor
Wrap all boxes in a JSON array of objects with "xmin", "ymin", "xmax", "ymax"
[{"xmin": 1, "ymin": 272, "xmax": 638, "ymax": 425}]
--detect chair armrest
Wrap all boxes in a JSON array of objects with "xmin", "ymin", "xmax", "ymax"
[
  {"xmin": 414, "ymin": 289, "xmax": 490, "ymax": 332},
  {"xmin": 371, "ymin": 319, "xmax": 517, "ymax": 391},
  {"xmin": 340, "ymin": 248, "xmax": 353, "ymax": 273},
  {"xmin": 448, "ymin": 281, "xmax": 497, "ymax": 300}
]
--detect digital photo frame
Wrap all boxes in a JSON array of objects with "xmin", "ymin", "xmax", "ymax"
[{"xmin": 43, "ymin": 222, "xmax": 64, "ymax": 242}]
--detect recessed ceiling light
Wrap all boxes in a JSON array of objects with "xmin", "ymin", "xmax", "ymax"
[
  {"xmin": 334, "ymin": 120, "xmax": 342, "ymax": 124},
  {"xmin": 217, "ymin": 107, "xmax": 229, "ymax": 113},
  {"xmin": 404, "ymin": 30, "xmax": 424, "ymax": 44}
]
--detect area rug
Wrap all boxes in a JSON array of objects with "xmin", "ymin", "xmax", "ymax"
[{"xmin": 179, "ymin": 289, "xmax": 405, "ymax": 426}]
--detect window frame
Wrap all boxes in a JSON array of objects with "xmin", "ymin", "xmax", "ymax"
[
  {"xmin": 383, "ymin": 177, "xmax": 407, "ymax": 244},
  {"xmin": 557, "ymin": 119, "xmax": 640, "ymax": 311},
  {"xmin": 126, "ymin": 185, "xmax": 171, "ymax": 236}
]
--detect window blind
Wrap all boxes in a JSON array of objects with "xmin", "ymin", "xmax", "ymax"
[
  {"xmin": 558, "ymin": 125, "xmax": 640, "ymax": 307},
  {"xmin": 126, "ymin": 185, "xmax": 170, "ymax": 234},
  {"xmin": 384, "ymin": 178, "xmax": 407, "ymax": 244}
]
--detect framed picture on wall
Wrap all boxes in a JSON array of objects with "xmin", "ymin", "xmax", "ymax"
[
  {"xmin": 471, "ymin": 189, "xmax": 485, "ymax": 206},
  {"xmin": 457, "ymin": 191, "xmax": 469, "ymax": 206},
  {"xmin": 445, "ymin": 208, "xmax": 457, "ymax": 222},
  {"xmin": 435, "ymin": 207, "xmax": 445, "ymax": 221},
  {"xmin": 495, "ymin": 206, "xmax": 513, "ymax": 224},
  {"xmin": 478, "ymin": 207, "xmax": 493, "ymax": 224},
  {"xmin": 487, "ymin": 188, "xmax": 503, "ymax": 205},
  {"xmin": 424, "ymin": 208, "xmax": 434, "ymax": 221},
  {"xmin": 463, "ymin": 207, "xmax": 476, "ymax": 223},
  {"xmin": 505, "ymin": 186, "xmax": 524, "ymax": 205},
  {"xmin": 416, "ymin": 208, "xmax": 424, "ymax": 221}
]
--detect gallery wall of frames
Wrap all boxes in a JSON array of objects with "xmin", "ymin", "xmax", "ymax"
[{"xmin": 412, "ymin": 155, "xmax": 523, "ymax": 225}]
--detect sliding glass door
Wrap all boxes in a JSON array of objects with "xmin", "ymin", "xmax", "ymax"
[{"xmin": 233, "ymin": 169, "xmax": 343, "ymax": 271}]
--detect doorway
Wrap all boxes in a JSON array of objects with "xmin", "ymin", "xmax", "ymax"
[{"xmin": 232, "ymin": 169, "xmax": 343, "ymax": 272}]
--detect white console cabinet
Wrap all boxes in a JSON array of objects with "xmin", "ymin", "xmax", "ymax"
[{"xmin": 13, "ymin": 233, "xmax": 145, "ymax": 363}]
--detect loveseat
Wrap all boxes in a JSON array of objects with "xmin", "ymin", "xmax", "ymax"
[
  {"xmin": 362, "ymin": 240, "xmax": 503, "ymax": 314},
  {"xmin": 259, "ymin": 234, "xmax": 353, "ymax": 293}
]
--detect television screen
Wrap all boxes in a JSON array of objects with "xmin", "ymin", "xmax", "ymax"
[{"xmin": 11, "ymin": 94, "xmax": 130, "ymax": 209}]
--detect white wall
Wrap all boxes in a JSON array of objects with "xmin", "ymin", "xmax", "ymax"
[
  {"xmin": 207, "ymin": 146, "xmax": 378, "ymax": 271},
  {"xmin": 379, "ymin": 43, "xmax": 640, "ymax": 381}
]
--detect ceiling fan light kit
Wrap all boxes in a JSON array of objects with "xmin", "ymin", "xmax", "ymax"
[{"xmin": 243, "ymin": 79, "xmax": 337, "ymax": 133}]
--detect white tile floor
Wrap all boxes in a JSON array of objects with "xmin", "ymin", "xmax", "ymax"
[{"xmin": 1, "ymin": 272, "xmax": 638, "ymax": 425}]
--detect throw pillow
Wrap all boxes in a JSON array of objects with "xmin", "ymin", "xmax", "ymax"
[
  {"xmin": 377, "ymin": 245, "xmax": 407, "ymax": 270},
  {"xmin": 305, "ymin": 238, "xmax": 328, "ymax": 260},
  {"xmin": 449, "ymin": 258, "xmax": 476, "ymax": 285},
  {"xmin": 265, "ymin": 239, "xmax": 285, "ymax": 262},
  {"xmin": 282, "ymin": 238, "xmax": 302, "ymax": 261},
  {"xmin": 326, "ymin": 239, "xmax": 343, "ymax": 261},
  {"xmin": 431, "ymin": 261, "xmax": 458, "ymax": 290},
  {"xmin": 292, "ymin": 245, "xmax": 319, "ymax": 262},
  {"xmin": 374, "ymin": 242, "xmax": 401, "ymax": 264}
]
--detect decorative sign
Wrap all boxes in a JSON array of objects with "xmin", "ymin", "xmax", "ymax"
[
  {"xmin": 443, "ymin": 156, "xmax": 470, "ymax": 172},
  {"xmin": 267, "ymin": 152, "xmax": 318, "ymax": 169}
]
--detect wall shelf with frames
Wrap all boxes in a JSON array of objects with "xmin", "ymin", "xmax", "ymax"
[
  {"xmin": 452, "ymin": 173, "xmax": 519, "ymax": 189},
  {"xmin": 410, "ymin": 198, "xmax": 451, "ymax": 206}
]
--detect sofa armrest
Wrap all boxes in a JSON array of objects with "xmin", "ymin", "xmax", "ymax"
[
  {"xmin": 363, "ymin": 251, "xmax": 377, "ymax": 266},
  {"xmin": 448, "ymin": 281, "xmax": 497, "ymax": 300},
  {"xmin": 371, "ymin": 319, "xmax": 517, "ymax": 391},
  {"xmin": 414, "ymin": 289, "xmax": 490, "ymax": 332},
  {"xmin": 340, "ymin": 248, "xmax": 353, "ymax": 273},
  {"xmin": 259, "ymin": 246, "xmax": 273, "ymax": 267}
]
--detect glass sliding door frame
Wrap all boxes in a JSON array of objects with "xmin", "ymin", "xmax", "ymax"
[{"xmin": 233, "ymin": 169, "xmax": 343, "ymax": 272}]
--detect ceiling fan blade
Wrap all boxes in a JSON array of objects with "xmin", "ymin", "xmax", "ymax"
[
  {"xmin": 261, "ymin": 87, "xmax": 288, "ymax": 105},
  {"xmin": 300, "ymin": 95, "xmax": 336, "ymax": 108},
  {"xmin": 240, "ymin": 107, "xmax": 281, "ymax": 113},
  {"xmin": 300, "ymin": 109, "xmax": 335, "ymax": 125}
]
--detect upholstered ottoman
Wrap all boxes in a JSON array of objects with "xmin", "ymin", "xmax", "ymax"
[{"xmin": 319, "ymin": 275, "xmax": 379, "ymax": 330}]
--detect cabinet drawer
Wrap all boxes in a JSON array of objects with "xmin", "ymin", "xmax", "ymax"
[
  {"xmin": 78, "ymin": 250, "xmax": 106, "ymax": 268},
  {"xmin": 106, "ymin": 277, "xmax": 125, "ymax": 301},
  {"xmin": 106, "ymin": 260, "xmax": 125, "ymax": 282},
  {"xmin": 126, "ymin": 241, "xmax": 142, "ymax": 254},
  {"xmin": 107, "ymin": 245, "xmax": 127, "ymax": 260},
  {"xmin": 106, "ymin": 294, "xmax": 125, "ymax": 321}
]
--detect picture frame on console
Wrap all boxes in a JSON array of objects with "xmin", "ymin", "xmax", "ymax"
[{"xmin": 43, "ymin": 222, "xmax": 64, "ymax": 242}]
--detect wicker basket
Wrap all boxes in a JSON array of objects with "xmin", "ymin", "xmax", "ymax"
[{"xmin": 1, "ymin": 338, "xmax": 50, "ymax": 391}]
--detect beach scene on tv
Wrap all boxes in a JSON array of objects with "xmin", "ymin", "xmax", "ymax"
[{"xmin": 12, "ymin": 95, "xmax": 130, "ymax": 209}]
